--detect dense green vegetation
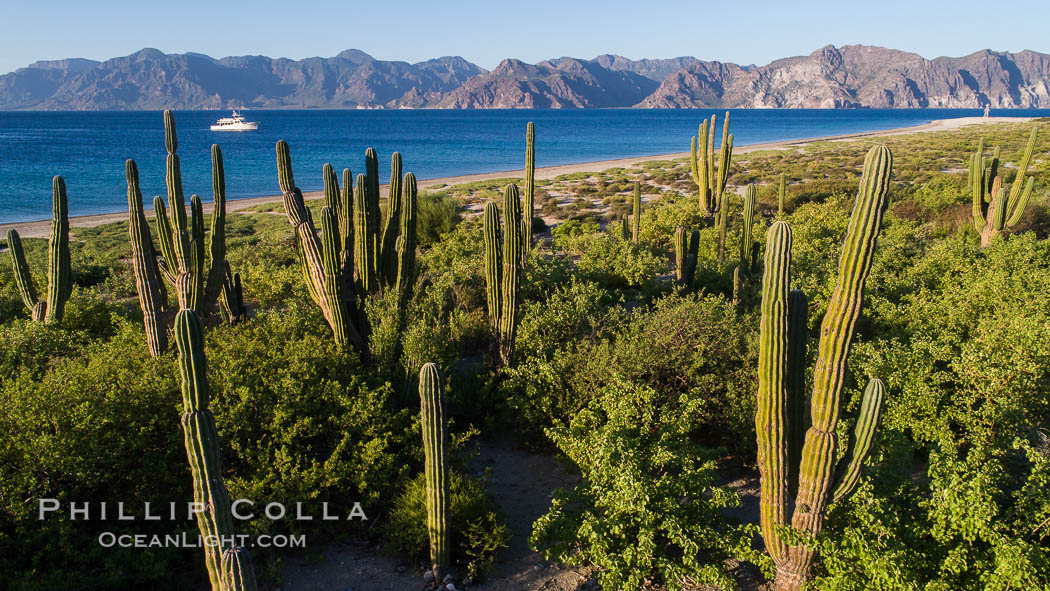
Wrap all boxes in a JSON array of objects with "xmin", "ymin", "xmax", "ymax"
[{"xmin": 1, "ymin": 116, "xmax": 1050, "ymax": 590}]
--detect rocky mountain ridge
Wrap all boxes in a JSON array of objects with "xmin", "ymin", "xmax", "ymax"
[{"xmin": 2, "ymin": 45, "xmax": 1048, "ymax": 110}]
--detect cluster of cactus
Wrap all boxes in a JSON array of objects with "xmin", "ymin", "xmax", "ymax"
[
  {"xmin": 755, "ymin": 145, "xmax": 892, "ymax": 590},
  {"xmin": 690, "ymin": 112, "xmax": 734, "ymax": 263},
  {"xmin": 483, "ymin": 185, "xmax": 525, "ymax": 364},
  {"xmin": 125, "ymin": 111, "xmax": 244, "ymax": 357},
  {"xmin": 175, "ymin": 307, "xmax": 258, "ymax": 591},
  {"xmin": 7, "ymin": 176, "xmax": 72, "ymax": 323},
  {"xmin": 275, "ymin": 141, "xmax": 418, "ymax": 354},
  {"xmin": 731, "ymin": 184, "xmax": 758, "ymax": 307},
  {"xmin": 970, "ymin": 129, "xmax": 1038, "ymax": 247},
  {"xmin": 522, "ymin": 122, "xmax": 535, "ymax": 258},
  {"xmin": 673, "ymin": 225, "xmax": 699, "ymax": 289},
  {"xmin": 419, "ymin": 362, "xmax": 449, "ymax": 580}
]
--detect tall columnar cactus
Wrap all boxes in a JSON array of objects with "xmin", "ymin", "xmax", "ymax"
[
  {"xmin": 778, "ymin": 173, "xmax": 787, "ymax": 218},
  {"xmin": 971, "ymin": 128, "xmax": 1038, "ymax": 247},
  {"xmin": 142, "ymin": 111, "xmax": 237, "ymax": 319},
  {"xmin": 522, "ymin": 121, "xmax": 536, "ymax": 256},
  {"xmin": 631, "ymin": 181, "xmax": 641, "ymax": 244},
  {"xmin": 275, "ymin": 140, "xmax": 366, "ymax": 354},
  {"xmin": 755, "ymin": 145, "xmax": 893, "ymax": 591},
  {"xmin": 395, "ymin": 173, "xmax": 418, "ymax": 299},
  {"xmin": 483, "ymin": 202, "xmax": 502, "ymax": 333},
  {"xmin": 126, "ymin": 161, "xmax": 168, "ymax": 356},
  {"xmin": 7, "ymin": 176, "xmax": 72, "ymax": 323},
  {"xmin": 353, "ymin": 173, "xmax": 376, "ymax": 294},
  {"xmin": 365, "ymin": 148, "xmax": 382, "ymax": 281},
  {"xmin": 380, "ymin": 152, "xmax": 404, "ymax": 286},
  {"xmin": 689, "ymin": 112, "xmax": 734, "ymax": 217},
  {"xmin": 674, "ymin": 226, "xmax": 687, "ymax": 285},
  {"xmin": 716, "ymin": 188, "xmax": 730, "ymax": 265},
  {"xmin": 419, "ymin": 362, "xmax": 450, "ymax": 580},
  {"xmin": 739, "ymin": 184, "xmax": 756, "ymax": 273},
  {"xmin": 685, "ymin": 228, "xmax": 700, "ymax": 287},
  {"xmin": 175, "ymin": 308, "xmax": 256, "ymax": 591},
  {"xmin": 500, "ymin": 185, "xmax": 525, "ymax": 363}
]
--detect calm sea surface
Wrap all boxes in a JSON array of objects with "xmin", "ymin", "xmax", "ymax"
[{"xmin": 0, "ymin": 108, "xmax": 1048, "ymax": 224}]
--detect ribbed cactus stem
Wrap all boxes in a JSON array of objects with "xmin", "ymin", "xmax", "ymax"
[
  {"xmin": 395, "ymin": 173, "xmax": 417, "ymax": 299},
  {"xmin": 175, "ymin": 308, "xmax": 241, "ymax": 591},
  {"xmin": 483, "ymin": 202, "xmax": 503, "ymax": 332},
  {"xmin": 740, "ymin": 184, "xmax": 756, "ymax": 274},
  {"xmin": 523, "ymin": 122, "xmax": 535, "ymax": 255},
  {"xmin": 500, "ymin": 184, "xmax": 524, "ymax": 363},
  {"xmin": 786, "ymin": 289, "xmax": 808, "ymax": 493},
  {"xmin": 673, "ymin": 226, "xmax": 687, "ymax": 285},
  {"xmin": 126, "ymin": 159, "xmax": 167, "ymax": 355},
  {"xmin": 45, "ymin": 176, "xmax": 71, "ymax": 323},
  {"xmin": 778, "ymin": 173, "xmax": 787, "ymax": 217},
  {"xmin": 322, "ymin": 163, "xmax": 340, "ymax": 212},
  {"xmin": 631, "ymin": 181, "xmax": 641, "ymax": 244},
  {"xmin": 781, "ymin": 144, "xmax": 892, "ymax": 589},
  {"xmin": 353, "ymin": 173, "xmax": 375, "ymax": 294},
  {"xmin": 756, "ymin": 221, "xmax": 793, "ymax": 566},
  {"xmin": 380, "ymin": 152, "xmax": 403, "ymax": 287},
  {"xmin": 419, "ymin": 363, "xmax": 450, "ymax": 580},
  {"xmin": 365, "ymin": 148, "xmax": 381, "ymax": 283},
  {"xmin": 716, "ymin": 190, "xmax": 730, "ymax": 265},
  {"xmin": 685, "ymin": 228, "xmax": 699, "ymax": 287},
  {"xmin": 220, "ymin": 547, "xmax": 259, "ymax": 591},
  {"xmin": 830, "ymin": 378, "xmax": 885, "ymax": 502},
  {"xmin": 340, "ymin": 168, "xmax": 354, "ymax": 257},
  {"xmin": 205, "ymin": 145, "xmax": 232, "ymax": 318},
  {"xmin": 7, "ymin": 230, "xmax": 44, "ymax": 321}
]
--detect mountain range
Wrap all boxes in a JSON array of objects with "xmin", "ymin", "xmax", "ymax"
[{"xmin": 2, "ymin": 45, "xmax": 1049, "ymax": 110}]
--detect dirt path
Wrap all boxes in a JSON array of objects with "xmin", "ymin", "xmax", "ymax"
[{"xmin": 278, "ymin": 442, "xmax": 591, "ymax": 591}]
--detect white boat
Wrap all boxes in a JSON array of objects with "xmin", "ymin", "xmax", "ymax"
[{"xmin": 210, "ymin": 110, "xmax": 259, "ymax": 131}]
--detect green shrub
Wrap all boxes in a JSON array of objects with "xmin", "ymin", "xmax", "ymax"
[{"xmin": 386, "ymin": 470, "xmax": 510, "ymax": 579}]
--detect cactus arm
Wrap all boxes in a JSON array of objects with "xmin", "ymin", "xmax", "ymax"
[
  {"xmin": 499, "ymin": 184, "xmax": 524, "ymax": 363},
  {"xmin": 419, "ymin": 363, "xmax": 450, "ymax": 580},
  {"xmin": 787, "ymin": 145, "xmax": 892, "ymax": 582},
  {"xmin": 44, "ymin": 176, "xmax": 71, "ymax": 323},
  {"xmin": 786, "ymin": 289, "xmax": 809, "ymax": 494},
  {"xmin": 220, "ymin": 546, "xmax": 259, "ymax": 591},
  {"xmin": 1006, "ymin": 177, "xmax": 1035, "ymax": 228},
  {"xmin": 696, "ymin": 119, "xmax": 711, "ymax": 214},
  {"xmin": 632, "ymin": 181, "xmax": 641, "ymax": 244},
  {"xmin": 830, "ymin": 378, "xmax": 886, "ymax": 503},
  {"xmin": 340, "ymin": 168, "xmax": 354, "ymax": 257},
  {"xmin": 322, "ymin": 163, "xmax": 340, "ymax": 212},
  {"xmin": 740, "ymin": 184, "xmax": 756, "ymax": 273},
  {"xmin": 380, "ymin": 153, "xmax": 403, "ymax": 287},
  {"xmin": 126, "ymin": 160, "xmax": 168, "ymax": 356},
  {"xmin": 778, "ymin": 173, "xmax": 786, "ymax": 217},
  {"xmin": 706, "ymin": 114, "xmax": 717, "ymax": 199},
  {"xmin": 523, "ymin": 122, "xmax": 535, "ymax": 254},
  {"xmin": 365, "ymin": 148, "xmax": 381, "ymax": 283},
  {"xmin": 204, "ymin": 145, "xmax": 229, "ymax": 315},
  {"xmin": 320, "ymin": 206, "xmax": 349, "ymax": 349},
  {"xmin": 673, "ymin": 226, "xmax": 686, "ymax": 285},
  {"xmin": 970, "ymin": 151, "xmax": 987, "ymax": 233},
  {"xmin": 164, "ymin": 111, "xmax": 188, "ymax": 238},
  {"xmin": 187, "ymin": 195, "xmax": 206, "ymax": 312},
  {"xmin": 7, "ymin": 229, "xmax": 41, "ymax": 318},
  {"xmin": 395, "ymin": 173, "xmax": 417, "ymax": 300},
  {"xmin": 716, "ymin": 190, "xmax": 729, "ymax": 265},
  {"xmin": 685, "ymin": 228, "xmax": 700, "ymax": 287},
  {"xmin": 353, "ymin": 173, "xmax": 375, "ymax": 294},
  {"xmin": 1005, "ymin": 128, "xmax": 1038, "ymax": 226},
  {"xmin": 755, "ymin": 221, "xmax": 793, "ymax": 566},
  {"xmin": 483, "ymin": 202, "xmax": 503, "ymax": 332}
]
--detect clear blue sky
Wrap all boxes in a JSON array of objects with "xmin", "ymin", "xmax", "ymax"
[{"xmin": 2, "ymin": 0, "xmax": 1048, "ymax": 75}]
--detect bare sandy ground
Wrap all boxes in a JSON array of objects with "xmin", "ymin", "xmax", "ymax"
[{"xmin": 0, "ymin": 116, "xmax": 1032, "ymax": 239}]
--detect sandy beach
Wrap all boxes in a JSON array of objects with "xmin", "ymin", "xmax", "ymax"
[{"xmin": 0, "ymin": 116, "xmax": 1032, "ymax": 239}]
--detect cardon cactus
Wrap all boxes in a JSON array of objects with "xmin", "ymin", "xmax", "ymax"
[
  {"xmin": 380, "ymin": 153, "xmax": 404, "ymax": 286},
  {"xmin": 126, "ymin": 160, "xmax": 167, "ymax": 356},
  {"xmin": 482, "ymin": 186, "xmax": 525, "ymax": 363},
  {"xmin": 971, "ymin": 128, "xmax": 1038, "ymax": 247},
  {"xmin": 395, "ymin": 173, "xmax": 418, "ymax": 299},
  {"xmin": 674, "ymin": 226, "xmax": 687, "ymax": 285},
  {"xmin": 632, "ymin": 181, "xmax": 641, "ymax": 243},
  {"xmin": 522, "ymin": 121, "xmax": 536, "ymax": 257},
  {"xmin": 176, "ymin": 308, "xmax": 256, "ymax": 591},
  {"xmin": 275, "ymin": 140, "xmax": 367, "ymax": 354},
  {"xmin": 778, "ymin": 172, "xmax": 787, "ymax": 217},
  {"xmin": 755, "ymin": 145, "xmax": 893, "ymax": 591},
  {"xmin": 136, "ymin": 111, "xmax": 238, "ymax": 325},
  {"xmin": 690, "ymin": 112, "xmax": 734, "ymax": 217},
  {"xmin": 7, "ymin": 176, "xmax": 72, "ymax": 323},
  {"xmin": 419, "ymin": 362, "xmax": 450, "ymax": 580},
  {"xmin": 739, "ymin": 184, "xmax": 756, "ymax": 274}
]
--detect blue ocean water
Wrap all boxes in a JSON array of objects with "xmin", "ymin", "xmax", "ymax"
[{"xmin": 0, "ymin": 108, "xmax": 1048, "ymax": 224}]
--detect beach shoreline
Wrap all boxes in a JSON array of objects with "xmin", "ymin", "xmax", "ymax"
[{"xmin": 0, "ymin": 115, "xmax": 1032, "ymax": 239}]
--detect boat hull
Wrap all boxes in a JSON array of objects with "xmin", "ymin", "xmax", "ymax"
[{"xmin": 210, "ymin": 122, "xmax": 259, "ymax": 131}]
